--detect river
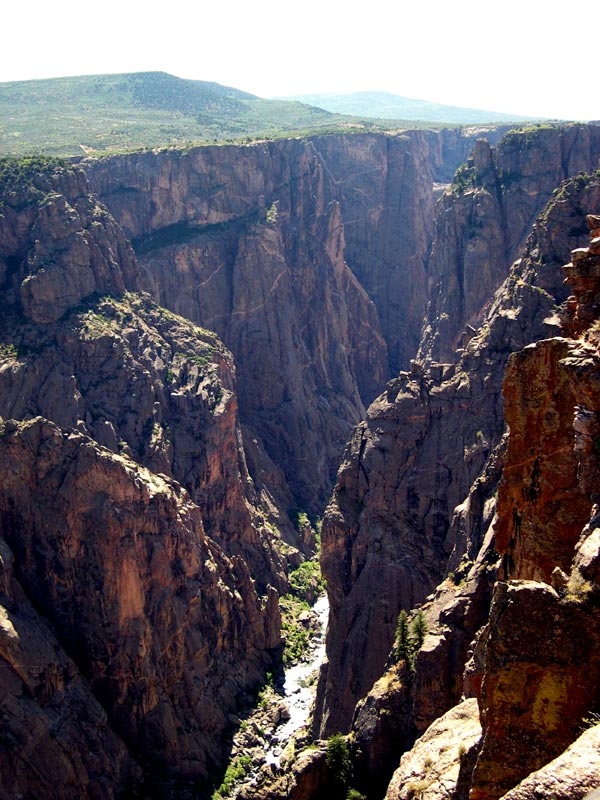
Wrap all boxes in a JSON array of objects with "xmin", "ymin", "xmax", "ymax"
[{"xmin": 265, "ymin": 592, "xmax": 329, "ymax": 766}]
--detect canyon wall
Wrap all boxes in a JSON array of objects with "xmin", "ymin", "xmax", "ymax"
[
  {"xmin": 2, "ymin": 123, "xmax": 600, "ymax": 799},
  {"xmin": 310, "ymin": 166, "xmax": 600, "ymax": 800},
  {"xmin": 314, "ymin": 126, "xmax": 600, "ymax": 738},
  {"xmin": 0, "ymin": 161, "xmax": 281, "ymax": 796},
  {"xmin": 84, "ymin": 129, "xmax": 478, "ymax": 512}
]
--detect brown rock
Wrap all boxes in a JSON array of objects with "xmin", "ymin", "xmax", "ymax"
[
  {"xmin": 419, "ymin": 125, "xmax": 600, "ymax": 363},
  {"xmin": 85, "ymin": 141, "xmax": 389, "ymax": 513},
  {"xmin": 495, "ymin": 338, "xmax": 592, "ymax": 581},
  {"xmin": 351, "ymin": 663, "xmax": 413, "ymax": 799},
  {"xmin": 0, "ymin": 162, "xmax": 138, "ymax": 324},
  {"xmin": 498, "ymin": 724, "xmax": 600, "ymax": 800},
  {"xmin": 384, "ymin": 698, "xmax": 481, "ymax": 800},
  {"xmin": 0, "ymin": 535, "xmax": 137, "ymax": 799},
  {"xmin": 470, "ymin": 581, "xmax": 600, "ymax": 800},
  {"xmin": 0, "ymin": 417, "xmax": 276, "ymax": 784}
]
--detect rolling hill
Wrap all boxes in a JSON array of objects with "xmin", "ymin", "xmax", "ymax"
[
  {"xmin": 0, "ymin": 71, "xmax": 358, "ymax": 156},
  {"xmin": 281, "ymin": 90, "xmax": 542, "ymax": 124}
]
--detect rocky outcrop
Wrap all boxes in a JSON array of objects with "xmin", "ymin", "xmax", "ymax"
[
  {"xmin": 0, "ymin": 158, "xmax": 138, "ymax": 324},
  {"xmin": 0, "ymin": 161, "xmax": 283, "ymax": 794},
  {"xmin": 85, "ymin": 141, "xmax": 389, "ymax": 513},
  {"xmin": 83, "ymin": 129, "xmax": 493, "ymax": 510},
  {"xmin": 469, "ymin": 211, "xmax": 600, "ymax": 799},
  {"xmin": 470, "ymin": 580, "xmax": 600, "ymax": 800},
  {"xmin": 419, "ymin": 125, "xmax": 600, "ymax": 364},
  {"xmin": 0, "ymin": 163, "xmax": 287, "ymax": 590},
  {"xmin": 0, "ymin": 532, "xmax": 136, "ymax": 800},
  {"xmin": 0, "ymin": 417, "xmax": 279, "ymax": 784},
  {"xmin": 314, "ymin": 166, "xmax": 600, "ymax": 738},
  {"xmin": 384, "ymin": 698, "xmax": 481, "ymax": 800},
  {"xmin": 498, "ymin": 724, "xmax": 600, "ymax": 800},
  {"xmin": 313, "ymin": 131, "xmax": 450, "ymax": 375}
]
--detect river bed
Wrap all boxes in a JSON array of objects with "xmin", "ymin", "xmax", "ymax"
[{"xmin": 265, "ymin": 592, "xmax": 329, "ymax": 766}]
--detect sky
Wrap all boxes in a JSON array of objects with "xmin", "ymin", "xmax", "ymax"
[{"xmin": 1, "ymin": 0, "xmax": 596, "ymax": 120}]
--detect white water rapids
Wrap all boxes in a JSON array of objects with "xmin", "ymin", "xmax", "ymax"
[{"xmin": 265, "ymin": 593, "xmax": 329, "ymax": 766}]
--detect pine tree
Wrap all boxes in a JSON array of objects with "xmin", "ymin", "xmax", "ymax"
[
  {"xmin": 411, "ymin": 610, "xmax": 427, "ymax": 650},
  {"xmin": 394, "ymin": 609, "xmax": 411, "ymax": 661}
]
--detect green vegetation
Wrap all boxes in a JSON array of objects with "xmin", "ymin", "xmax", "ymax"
[
  {"xmin": 265, "ymin": 200, "xmax": 279, "ymax": 224},
  {"xmin": 279, "ymin": 595, "xmax": 312, "ymax": 665},
  {"xmin": 451, "ymin": 162, "xmax": 479, "ymax": 195},
  {"xmin": 0, "ymin": 71, "xmax": 382, "ymax": 157},
  {"xmin": 326, "ymin": 733, "xmax": 352, "ymax": 792},
  {"xmin": 211, "ymin": 754, "xmax": 252, "ymax": 798},
  {"xmin": 582, "ymin": 711, "xmax": 600, "ymax": 729},
  {"xmin": 564, "ymin": 571, "xmax": 594, "ymax": 603},
  {"xmin": 0, "ymin": 155, "xmax": 75, "ymax": 205},
  {"xmin": 393, "ymin": 609, "xmax": 428, "ymax": 671},
  {"xmin": 0, "ymin": 342, "xmax": 18, "ymax": 359},
  {"xmin": 288, "ymin": 560, "xmax": 324, "ymax": 603}
]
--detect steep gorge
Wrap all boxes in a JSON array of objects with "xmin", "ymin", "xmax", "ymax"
[
  {"xmin": 84, "ymin": 129, "xmax": 479, "ymax": 513},
  {"xmin": 313, "ymin": 125, "xmax": 600, "ymax": 738},
  {"xmin": 1, "ymin": 123, "xmax": 600, "ymax": 799}
]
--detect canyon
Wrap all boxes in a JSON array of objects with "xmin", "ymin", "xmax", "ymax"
[{"xmin": 1, "ymin": 121, "xmax": 600, "ymax": 799}]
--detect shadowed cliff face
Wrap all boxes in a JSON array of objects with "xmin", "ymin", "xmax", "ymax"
[
  {"xmin": 419, "ymin": 125, "xmax": 600, "ymax": 363},
  {"xmin": 3, "ymin": 126, "xmax": 600, "ymax": 800},
  {"xmin": 85, "ymin": 140, "xmax": 388, "ymax": 513},
  {"xmin": 84, "ymin": 130, "xmax": 479, "ymax": 511},
  {"xmin": 313, "ymin": 160, "xmax": 600, "ymax": 740},
  {"xmin": 320, "ymin": 174, "xmax": 600, "ymax": 800},
  {"xmin": 470, "ymin": 203, "xmax": 600, "ymax": 800}
]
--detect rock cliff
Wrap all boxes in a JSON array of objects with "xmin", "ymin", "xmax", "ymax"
[
  {"xmin": 419, "ymin": 124, "xmax": 600, "ymax": 363},
  {"xmin": 314, "ymin": 145, "xmax": 600, "ymax": 738},
  {"xmin": 3, "ymin": 123, "xmax": 600, "ymax": 799},
  {"xmin": 312, "ymin": 159, "xmax": 600, "ymax": 800},
  {"xmin": 313, "ymin": 172, "xmax": 600, "ymax": 800},
  {"xmin": 84, "ymin": 141, "xmax": 388, "ymax": 514},
  {"xmin": 0, "ymin": 159, "xmax": 281, "ymax": 796},
  {"xmin": 84, "ymin": 129, "xmax": 481, "ymax": 511}
]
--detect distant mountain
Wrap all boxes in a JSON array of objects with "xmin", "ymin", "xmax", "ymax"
[
  {"xmin": 0, "ymin": 72, "xmax": 348, "ymax": 156},
  {"xmin": 280, "ymin": 90, "xmax": 539, "ymax": 124}
]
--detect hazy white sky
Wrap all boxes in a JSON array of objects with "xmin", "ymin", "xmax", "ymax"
[{"xmin": 1, "ymin": 0, "xmax": 595, "ymax": 120}]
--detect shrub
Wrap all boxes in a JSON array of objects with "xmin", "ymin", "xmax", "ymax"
[{"xmin": 326, "ymin": 733, "xmax": 352, "ymax": 789}]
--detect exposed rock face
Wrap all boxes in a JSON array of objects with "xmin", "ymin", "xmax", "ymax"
[
  {"xmin": 384, "ymin": 698, "xmax": 481, "ymax": 800},
  {"xmin": 494, "ymin": 338, "xmax": 593, "ymax": 581},
  {"xmin": 498, "ymin": 724, "xmax": 600, "ymax": 800},
  {"xmin": 0, "ymin": 532, "xmax": 136, "ymax": 800},
  {"xmin": 0, "ymin": 160, "xmax": 138, "ymax": 324},
  {"xmin": 313, "ymin": 131, "xmax": 465, "ymax": 375},
  {"xmin": 0, "ymin": 417, "xmax": 278, "ymax": 782},
  {"xmin": 469, "ymin": 209, "xmax": 600, "ymax": 799},
  {"xmin": 0, "ymin": 162, "xmax": 281, "ymax": 794},
  {"xmin": 84, "ymin": 129, "xmax": 485, "ymax": 509},
  {"xmin": 470, "ymin": 581, "xmax": 600, "ymax": 800},
  {"xmin": 315, "ymin": 164, "xmax": 600, "ymax": 738},
  {"xmin": 419, "ymin": 126, "xmax": 600, "ymax": 363},
  {"xmin": 85, "ymin": 141, "xmax": 389, "ymax": 513},
  {"xmin": 350, "ymin": 663, "xmax": 413, "ymax": 800}
]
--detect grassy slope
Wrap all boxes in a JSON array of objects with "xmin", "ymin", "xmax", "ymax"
[{"xmin": 0, "ymin": 71, "xmax": 389, "ymax": 157}]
